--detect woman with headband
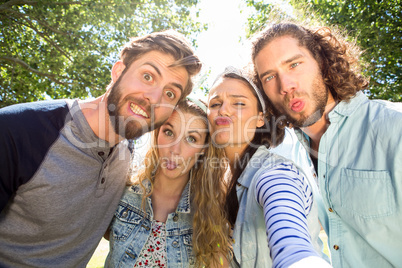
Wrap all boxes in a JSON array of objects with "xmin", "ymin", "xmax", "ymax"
[
  {"xmin": 105, "ymin": 98, "xmax": 231, "ymax": 267},
  {"xmin": 207, "ymin": 66, "xmax": 331, "ymax": 267}
]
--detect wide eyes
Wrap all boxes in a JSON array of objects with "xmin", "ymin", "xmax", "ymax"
[
  {"xmin": 163, "ymin": 128, "xmax": 197, "ymax": 144},
  {"xmin": 166, "ymin": 90, "xmax": 176, "ymax": 100},
  {"xmin": 164, "ymin": 129, "xmax": 173, "ymax": 137},
  {"xmin": 143, "ymin": 73, "xmax": 153, "ymax": 82},
  {"xmin": 186, "ymin": 136, "xmax": 196, "ymax": 143}
]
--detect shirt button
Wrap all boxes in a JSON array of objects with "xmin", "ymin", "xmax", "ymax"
[
  {"xmin": 101, "ymin": 177, "xmax": 106, "ymax": 184},
  {"xmin": 323, "ymin": 174, "xmax": 326, "ymax": 179},
  {"xmin": 313, "ymin": 173, "xmax": 317, "ymax": 178},
  {"xmin": 237, "ymin": 182, "xmax": 241, "ymax": 186},
  {"xmin": 122, "ymin": 210, "xmax": 128, "ymax": 218},
  {"xmin": 328, "ymin": 208, "xmax": 333, "ymax": 212},
  {"xmin": 333, "ymin": 245, "xmax": 340, "ymax": 250},
  {"xmin": 173, "ymin": 214, "xmax": 179, "ymax": 222},
  {"xmin": 172, "ymin": 241, "xmax": 179, "ymax": 248},
  {"xmin": 98, "ymin": 151, "xmax": 105, "ymax": 156}
]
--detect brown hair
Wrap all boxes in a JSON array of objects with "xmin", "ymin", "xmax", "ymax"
[
  {"xmin": 119, "ymin": 30, "xmax": 202, "ymax": 100},
  {"xmin": 129, "ymin": 99, "xmax": 231, "ymax": 267},
  {"xmin": 216, "ymin": 72, "xmax": 285, "ymax": 226},
  {"xmin": 251, "ymin": 22, "xmax": 369, "ymax": 102}
]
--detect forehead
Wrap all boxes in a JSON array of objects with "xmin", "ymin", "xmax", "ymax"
[
  {"xmin": 209, "ymin": 78, "xmax": 255, "ymax": 99},
  {"xmin": 165, "ymin": 110, "xmax": 207, "ymax": 130},
  {"xmin": 257, "ymin": 36, "xmax": 313, "ymax": 64},
  {"xmin": 132, "ymin": 50, "xmax": 189, "ymax": 85}
]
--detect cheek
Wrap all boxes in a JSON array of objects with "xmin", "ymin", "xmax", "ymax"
[{"xmin": 263, "ymin": 86, "xmax": 277, "ymax": 101}]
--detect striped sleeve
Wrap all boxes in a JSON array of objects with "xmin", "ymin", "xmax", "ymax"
[{"xmin": 255, "ymin": 162, "xmax": 319, "ymax": 268}]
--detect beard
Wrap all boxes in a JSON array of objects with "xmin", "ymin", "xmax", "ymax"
[
  {"xmin": 284, "ymin": 74, "xmax": 328, "ymax": 128},
  {"xmin": 107, "ymin": 80, "xmax": 164, "ymax": 140}
]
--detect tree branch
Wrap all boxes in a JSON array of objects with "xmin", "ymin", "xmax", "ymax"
[
  {"xmin": 0, "ymin": 56, "xmax": 73, "ymax": 85},
  {"xmin": 6, "ymin": 9, "xmax": 72, "ymax": 36},
  {"xmin": 5, "ymin": 13, "xmax": 74, "ymax": 62}
]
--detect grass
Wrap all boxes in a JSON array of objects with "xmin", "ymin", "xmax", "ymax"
[{"xmin": 87, "ymin": 238, "xmax": 109, "ymax": 268}]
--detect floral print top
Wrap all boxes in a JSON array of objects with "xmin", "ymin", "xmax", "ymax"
[{"xmin": 134, "ymin": 220, "xmax": 167, "ymax": 267}]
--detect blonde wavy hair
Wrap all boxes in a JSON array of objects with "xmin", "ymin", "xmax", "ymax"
[{"xmin": 128, "ymin": 99, "xmax": 231, "ymax": 267}]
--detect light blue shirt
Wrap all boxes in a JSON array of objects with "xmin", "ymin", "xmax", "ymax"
[{"xmin": 295, "ymin": 91, "xmax": 402, "ymax": 267}]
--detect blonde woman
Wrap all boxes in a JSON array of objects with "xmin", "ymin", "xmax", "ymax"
[{"xmin": 105, "ymin": 98, "xmax": 231, "ymax": 267}]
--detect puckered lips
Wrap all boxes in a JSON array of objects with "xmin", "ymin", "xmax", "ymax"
[
  {"xmin": 214, "ymin": 116, "xmax": 233, "ymax": 126},
  {"xmin": 289, "ymin": 98, "xmax": 305, "ymax": 113},
  {"xmin": 129, "ymin": 102, "xmax": 149, "ymax": 118},
  {"xmin": 165, "ymin": 159, "xmax": 178, "ymax": 170}
]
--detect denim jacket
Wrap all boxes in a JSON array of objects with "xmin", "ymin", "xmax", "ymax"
[
  {"xmin": 105, "ymin": 180, "xmax": 195, "ymax": 268},
  {"xmin": 231, "ymin": 146, "xmax": 323, "ymax": 267}
]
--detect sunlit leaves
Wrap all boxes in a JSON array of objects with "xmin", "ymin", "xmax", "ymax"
[{"xmin": 0, "ymin": 0, "xmax": 204, "ymax": 107}]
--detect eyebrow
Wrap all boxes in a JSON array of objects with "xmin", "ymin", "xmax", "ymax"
[
  {"xmin": 144, "ymin": 62, "xmax": 184, "ymax": 94},
  {"xmin": 210, "ymin": 94, "xmax": 248, "ymax": 101},
  {"xmin": 259, "ymin": 53, "xmax": 304, "ymax": 80},
  {"xmin": 188, "ymin": 130, "xmax": 201, "ymax": 136},
  {"xmin": 164, "ymin": 122, "xmax": 174, "ymax": 129}
]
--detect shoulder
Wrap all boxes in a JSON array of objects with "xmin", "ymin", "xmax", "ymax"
[
  {"xmin": 0, "ymin": 100, "xmax": 70, "ymax": 131},
  {"xmin": 256, "ymin": 162, "xmax": 306, "ymax": 190}
]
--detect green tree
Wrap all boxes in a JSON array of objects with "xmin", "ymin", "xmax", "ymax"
[
  {"xmin": 246, "ymin": 0, "xmax": 401, "ymax": 101},
  {"xmin": 0, "ymin": 0, "xmax": 205, "ymax": 108}
]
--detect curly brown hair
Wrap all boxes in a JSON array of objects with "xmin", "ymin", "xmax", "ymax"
[{"xmin": 251, "ymin": 22, "xmax": 369, "ymax": 102}]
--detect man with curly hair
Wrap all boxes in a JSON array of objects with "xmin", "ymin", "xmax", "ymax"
[{"xmin": 251, "ymin": 22, "xmax": 402, "ymax": 267}]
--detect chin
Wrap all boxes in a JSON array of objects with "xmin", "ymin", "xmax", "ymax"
[{"xmin": 212, "ymin": 133, "xmax": 230, "ymax": 146}]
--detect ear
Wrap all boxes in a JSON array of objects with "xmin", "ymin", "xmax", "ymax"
[
  {"xmin": 111, "ymin": 61, "xmax": 126, "ymax": 82},
  {"xmin": 256, "ymin": 112, "xmax": 265, "ymax": 128}
]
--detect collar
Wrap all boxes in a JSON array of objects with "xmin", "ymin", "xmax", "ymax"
[
  {"xmin": 237, "ymin": 146, "xmax": 272, "ymax": 188},
  {"xmin": 329, "ymin": 91, "xmax": 368, "ymax": 118}
]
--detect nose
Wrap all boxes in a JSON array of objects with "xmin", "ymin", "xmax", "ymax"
[
  {"xmin": 170, "ymin": 138, "xmax": 182, "ymax": 155},
  {"xmin": 143, "ymin": 87, "xmax": 163, "ymax": 104},
  {"xmin": 279, "ymin": 74, "xmax": 297, "ymax": 95},
  {"xmin": 218, "ymin": 101, "xmax": 231, "ymax": 117}
]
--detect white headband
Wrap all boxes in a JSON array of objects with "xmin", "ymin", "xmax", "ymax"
[{"xmin": 212, "ymin": 66, "xmax": 266, "ymax": 112}]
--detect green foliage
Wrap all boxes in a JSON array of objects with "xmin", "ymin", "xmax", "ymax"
[
  {"xmin": 246, "ymin": 0, "xmax": 401, "ymax": 101},
  {"xmin": 0, "ymin": 0, "xmax": 205, "ymax": 108}
]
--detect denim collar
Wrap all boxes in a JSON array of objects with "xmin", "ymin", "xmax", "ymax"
[{"xmin": 131, "ymin": 178, "xmax": 192, "ymax": 214}]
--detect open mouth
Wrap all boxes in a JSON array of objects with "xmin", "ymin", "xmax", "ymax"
[{"xmin": 130, "ymin": 103, "xmax": 149, "ymax": 118}]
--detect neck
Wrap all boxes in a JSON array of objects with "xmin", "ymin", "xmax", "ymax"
[
  {"xmin": 79, "ymin": 94, "xmax": 123, "ymax": 147},
  {"xmin": 151, "ymin": 170, "xmax": 190, "ymax": 222},
  {"xmin": 153, "ymin": 171, "xmax": 190, "ymax": 196},
  {"xmin": 301, "ymin": 94, "xmax": 337, "ymax": 155},
  {"xmin": 224, "ymin": 143, "xmax": 248, "ymax": 172}
]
